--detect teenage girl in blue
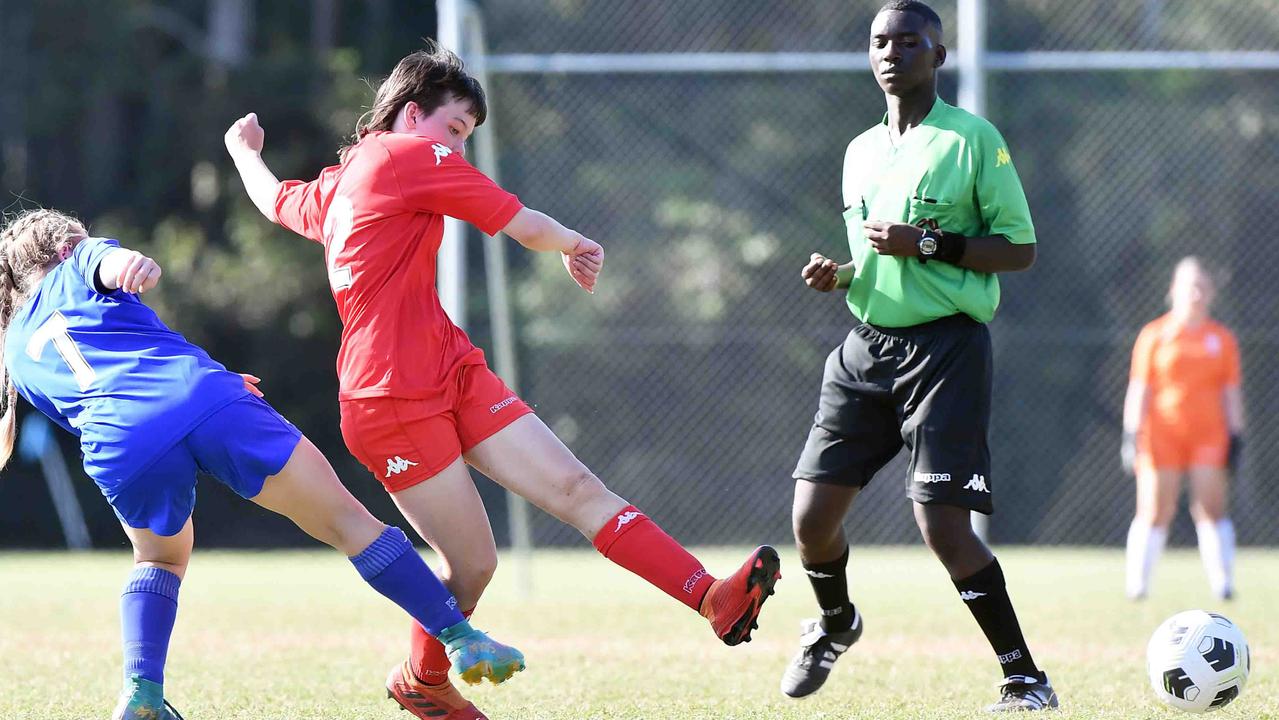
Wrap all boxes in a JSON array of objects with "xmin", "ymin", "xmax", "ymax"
[{"xmin": 0, "ymin": 209, "xmax": 525, "ymax": 719}]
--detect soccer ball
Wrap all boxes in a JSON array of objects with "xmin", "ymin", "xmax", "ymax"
[{"xmin": 1147, "ymin": 610, "xmax": 1250, "ymax": 712}]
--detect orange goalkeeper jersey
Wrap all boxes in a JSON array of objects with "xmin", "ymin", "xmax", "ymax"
[{"xmin": 1130, "ymin": 313, "xmax": 1240, "ymax": 439}]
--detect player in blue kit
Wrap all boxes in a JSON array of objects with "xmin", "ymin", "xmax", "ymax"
[{"xmin": 0, "ymin": 209, "xmax": 525, "ymax": 720}]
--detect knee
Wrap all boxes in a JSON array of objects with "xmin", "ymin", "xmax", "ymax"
[
  {"xmin": 561, "ymin": 469, "xmax": 604, "ymax": 504},
  {"xmin": 792, "ymin": 508, "xmax": 838, "ymax": 551},
  {"xmin": 330, "ymin": 509, "xmax": 389, "ymax": 556},
  {"xmin": 916, "ymin": 516, "xmax": 975, "ymax": 567},
  {"xmin": 1150, "ymin": 503, "xmax": 1176, "ymax": 528},
  {"xmin": 1191, "ymin": 503, "xmax": 1224, "ymax": 524},
  {"xmin": 449, "ymin": 555, "xmax": 497, "ymax": 605},
  {"xmin": 551, "ymin": 470, "xmax": 611, "ymax": 525}
]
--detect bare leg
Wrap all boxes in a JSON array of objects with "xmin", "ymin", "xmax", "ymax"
[
  {"xmin": 1189, "ymin": 465, "xmax": 1233, "ymax": 598},
  {"xmin": 389, "ymin": 458, "xmax": 500, "ymax": 687},
  {"xmin": 463, "ymin": 414, "xmax": 627, "ymax": 537},
  {"xmin": 390, "ymin": 457, "xmax": 498, "ymax": 609},
  {"xmin": 792, "ymin": 479, "xmax": 861, "ymax": 564},
  {"xmin": 466, "ymin": 414, "xmax": 778, "ymax": 641},
  {"xmin": 1126, "ymin": 468, "xmax": 1180, "ymax": 597}
]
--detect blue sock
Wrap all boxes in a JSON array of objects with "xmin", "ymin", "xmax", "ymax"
[
  {"xmin": 350, "ymin": 526, "xmax": 465, "ymax": 636},
  {"xmin": 120, "ymin": 567, "xmax": 181, "ymax": 685}
]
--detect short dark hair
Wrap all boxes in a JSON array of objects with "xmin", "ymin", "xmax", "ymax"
[
  {"xmin": 346, "ymin": 40, "xmax": 487, "ymax": 154},
  {"xmin": 878, "ymin": 1, "xmax": 943, "ymax": 35}
]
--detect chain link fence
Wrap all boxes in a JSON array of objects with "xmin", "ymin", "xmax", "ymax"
[{"xmin": 471, "ymin": 0, "xmax": 1279, "ymax": 548}]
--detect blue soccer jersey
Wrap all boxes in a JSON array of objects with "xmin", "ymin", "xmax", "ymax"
[{"xmin": 4, "ymin": 237, "xmax": 247, "ymax": 485}]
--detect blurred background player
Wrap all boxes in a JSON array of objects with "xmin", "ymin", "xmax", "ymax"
[
  {"xmin": 1122, "ymin": 256, "xmax": 1245, "ymax": 601},
  {"xmin": 0, "ymin": 209, "xmax": 523, "ymax": 720},
  {"xmin": 225, "ymin": 42, "xmax": 780, "ymax": 720},
  {"xmin": 783, "ymin": 1, "xmax": 1054, "ymax": 712}
]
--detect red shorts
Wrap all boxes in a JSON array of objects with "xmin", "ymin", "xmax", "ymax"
[
  {"xmin": 339, "ymin": 364, "xmax": 533, "ymax": 492},
  {"xmin": 1137, "ymin": 423, "xmax": 1228, "ymax": 473}
]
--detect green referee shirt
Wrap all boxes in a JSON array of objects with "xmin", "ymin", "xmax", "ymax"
[{"xmin": 841, "ymin": 97, "xmax": 1035, "ymax": 327}]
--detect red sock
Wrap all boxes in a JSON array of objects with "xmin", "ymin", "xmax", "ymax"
[
  {"xmin": 592, "ymin": 505, "xmax": 715, "ymax": 611},
  {"xmin": 410, "ymin": 607, "xmax": 474, "ymax": 685}
]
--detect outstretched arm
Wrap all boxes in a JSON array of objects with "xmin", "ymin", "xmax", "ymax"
[
  {"xmin": 502, "ymin": 208, "xmax": 604, "ymax": 293},
  {"xmin": 224, "ymin": 113, "xmax": 282, "ymax": 223}
]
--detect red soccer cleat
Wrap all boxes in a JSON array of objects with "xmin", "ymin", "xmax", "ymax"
[
  {"xmin": 386, "ymin": 660, "xmax": 488, "ymax": 720},
  {"xmin": 699, "ymin": 545, "xmax": 782, "ymax": 645}
]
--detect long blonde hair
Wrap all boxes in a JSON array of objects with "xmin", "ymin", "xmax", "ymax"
[{"xmin": 0, "ymin": 209, "xmax": 87, "ymax": 469}]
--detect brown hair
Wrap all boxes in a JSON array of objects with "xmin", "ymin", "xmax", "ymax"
[
  {"xmin": 344, "ymin": 40, "xmax": 487, "ymax": 158},
  {"xmin": 0, "ymin": 209, "xmax": 87, "ymax": 469}
]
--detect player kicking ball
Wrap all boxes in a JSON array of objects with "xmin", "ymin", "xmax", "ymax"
[
  {"xmin": 0, "ymin": 210, "xmax": 523, "ymax": 719},
  {"xmin": 782, "ymin": 1, "xmax": 1056, "ymax": 712},
  {"xmin": 225, "ymin": 42, "xmax": 780, "ymax": 720}
]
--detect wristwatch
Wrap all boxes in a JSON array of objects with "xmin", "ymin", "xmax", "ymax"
[{"xmin": 916, "ymin": 230, "xmax": 939, "ymax": 264}]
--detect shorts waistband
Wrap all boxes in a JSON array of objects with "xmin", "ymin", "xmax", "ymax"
[{"xmin": 859, "ymin": 313, "xmax": 981, "ymax": 338}]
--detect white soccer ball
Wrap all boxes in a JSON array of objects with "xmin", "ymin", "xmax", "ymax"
[{"xmin": 1147, "ymin": 610, "xmax": 1250, "ymax": 713}]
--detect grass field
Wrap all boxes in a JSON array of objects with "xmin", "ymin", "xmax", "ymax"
[{"xmin": 2, "ymin": 546, "xmax": 1275, "ymax": 719}]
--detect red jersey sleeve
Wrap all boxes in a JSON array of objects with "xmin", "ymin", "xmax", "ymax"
[
  {"xmin": 381, "ymin": 135, "xmax": 524, "ymax": 236},
  {"xmin": 274, "ymin": 166, "xmax": 338, "ymax": 243}
]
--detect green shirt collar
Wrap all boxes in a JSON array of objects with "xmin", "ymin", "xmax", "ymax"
[{"xmin": 879, "ymin": 95, "xmax": 947, "ymax": 128}]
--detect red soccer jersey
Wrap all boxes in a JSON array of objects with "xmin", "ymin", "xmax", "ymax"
[{"xmin": 274, "ymin": 131, "xmax": 523, "ymax": 402}]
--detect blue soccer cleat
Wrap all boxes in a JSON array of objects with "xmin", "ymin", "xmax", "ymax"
[
  {"xmin": 112, "ymin": 674, "xmax": 185, "ymax": 720},
  {"xmin": 438, "ymin": 621, "xmax": 526, "ymax": 686}
]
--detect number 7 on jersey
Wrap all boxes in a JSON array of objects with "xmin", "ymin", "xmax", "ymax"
[{"xmin": 26, "ymin": 311, "xmax": 97, "ymax": 391}]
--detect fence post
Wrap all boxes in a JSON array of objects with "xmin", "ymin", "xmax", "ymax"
[
  {"xmin": 958, "ymin": 0, "xmax": 991, "ymax": 543},
  {"xmin": 437, "ymin": 0, "xmax": 466, "ymax": 327}
]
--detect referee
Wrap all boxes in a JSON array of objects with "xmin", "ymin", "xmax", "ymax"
[{"xmin": 781, "ymin": 1, "xmax": 1056, "ymax": 712}]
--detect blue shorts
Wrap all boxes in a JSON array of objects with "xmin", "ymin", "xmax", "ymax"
[{"xmin": 98, "ymin": 395, "xmax": 303, "ymax": 536}]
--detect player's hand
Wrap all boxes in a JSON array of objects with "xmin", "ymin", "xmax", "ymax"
[
  {"xmin": 863, "ymin": 221, "xmax": 924, "ymax": 257},
  {"xmin": 563, "ymin": 236, "xmax": 603, "ymax": 294},
  {"xmin": 1227, "ymin": 434, "xmax": 1243, "ymax": 475},
  {"xmin": 802, "ymin": 253, "xmax": 841, "ymax": 292},
  {"xmin": 238, "ymin": 373, "xmax": 265, "ymax": 398},
  {"xmin": 225, "ymin": 112, "xmax": 265, "ymax": 158},
  {"xmin": 116, "ymin": 251, "xmax": 162, "ymax": 294}
]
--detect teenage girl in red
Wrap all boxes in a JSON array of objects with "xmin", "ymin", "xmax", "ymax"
[{"xmin": 225, "ymin": 43, "xmax": 779, "ymax": 719}]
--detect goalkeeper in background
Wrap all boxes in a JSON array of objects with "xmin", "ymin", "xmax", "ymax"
[{"xmin": 1122, "ymin": 256, "xmax": 1245, "ymax": 601}]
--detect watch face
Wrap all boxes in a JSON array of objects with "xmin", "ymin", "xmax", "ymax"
[{"xmin": 919, "ymin": 236, "xmax": 938, "ymax": 255}]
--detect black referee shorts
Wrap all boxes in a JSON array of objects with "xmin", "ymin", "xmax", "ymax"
[{"xmin": 793, "ymin": 313, "xmax": 994, "ymax": 514}]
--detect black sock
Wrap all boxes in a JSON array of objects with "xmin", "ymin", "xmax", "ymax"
[
  {"xmin": 953, "ymin": 558, "xmax": 1040, "ymax": 679},
  {"xmin": 803, "ymin": 545, "xmax": 857, "ymax": 633}
]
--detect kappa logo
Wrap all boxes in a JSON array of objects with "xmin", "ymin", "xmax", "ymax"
[
  {"xmin": 490, "ymin": 396, "xmax": 519, "ymax": 414},
  {"xmin": 683, "ymin": 568, "xmax": 708, "ymax": 593},
  {"xmin": 914, "ymin": 472, "xmax": 951, "ymax": 484},
  {"xmin": 805, "ymin": 569, "xmax": 836, "ymax": 579},
  {"xmin": 965, "ymin": 474, "xmax": 990, "ymax": 493},
  {"xmin": 432, "ymin": 142, "xmax": 452, "ymax": 166},
  {"xmin": 615, "ymin": 510, "xmax": 643, "ymax": 532},
  {"xmin": 384, "ymin": 456, "xmax": 419, "ymax": 478},
  {"xmin": 1205, "ymin": 332, "xmax": 1222, "ymax": 356},
  {"xmin": 959, "ymin": 590, "xmax": 987, "ymax": 601},
  {"xmin": 995, "ymin": 147, "xmax": 1011, "ymax": 167},
  {"xmin": 997, "ymin": 648, "xmax": 1024, "ymax": 664}
]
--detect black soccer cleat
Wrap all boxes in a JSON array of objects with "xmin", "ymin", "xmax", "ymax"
[
  {"xmin": 780, "ymin": 611, "xmax": 863, "ymax": 699},
  {"xmin": 987, "ymin": 673, "xmax": 1059, "ymax": 712}
]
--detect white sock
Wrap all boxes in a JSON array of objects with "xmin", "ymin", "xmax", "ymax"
[
  {"xmin": 1126, "ymin": 522, "xmax": 1167, "ymax": 598},
  {"xmin": 1195, "ymin": 520, "xmax": 1234, "ymax": 598},
  {"xmin": 1212, "ymin": 519, "xmax": 1232, "ymax": 598}
]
